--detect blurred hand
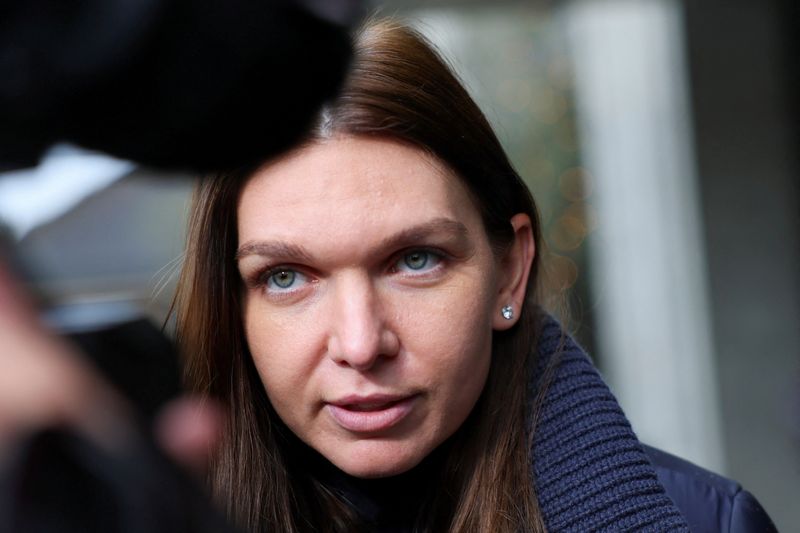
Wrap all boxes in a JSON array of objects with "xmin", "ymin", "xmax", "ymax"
[
  {"xmin": 0, "ymin": 260, "xmax": 128, "ymax": 452},
  {"xmin": 154, "ymin": 395, "xmax": 224, "ymax": 476},
  {"xmin": 0, "ymin": 259, "xmax": 221, "ymax": 473}
]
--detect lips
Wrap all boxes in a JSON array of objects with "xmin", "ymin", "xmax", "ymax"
[{"xmin": 326, "ymin": 394, "xmax": 416, "ymax": 433}]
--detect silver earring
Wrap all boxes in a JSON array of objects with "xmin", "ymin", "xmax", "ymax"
[{"xmin": 501, "ymin": 305, "xmax": 514, "ymax": 320}]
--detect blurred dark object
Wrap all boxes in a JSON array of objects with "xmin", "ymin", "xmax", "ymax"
[
  {"xmin": 0, "ymin": 0, "xmax": 359, "ymax": 172},
  {"xmin": 60, "ymin": 313, "xmax": 183, "ymax": 421},
  {"xmin": 3, "ymin": 211, "xmax": 184, "ymax": 422},
  {"xmin": 0, "ymin": 427, "xmax": 240, "ymax": 533}
]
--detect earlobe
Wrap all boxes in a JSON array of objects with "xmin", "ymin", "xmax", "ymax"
[{"xmin": 493, "ymin": 213, "xmax": 535, "ymax": 331}]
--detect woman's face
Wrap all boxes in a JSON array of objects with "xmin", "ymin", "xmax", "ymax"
[{"xmin": 236, "ymin": 136, "xmax": 519, "ymax": 478}]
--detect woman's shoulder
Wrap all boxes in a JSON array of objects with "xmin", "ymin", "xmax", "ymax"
[
  {"xmin": 531, "ymin": 315, "xmax": 778, "ymax": 532},
  {"xmin": 642, "ymin": 444, "xmax": 777, "ymax": 533}
]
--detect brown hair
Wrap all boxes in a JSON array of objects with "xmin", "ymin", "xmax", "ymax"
[{"xmin": 173, "ymin": 18, "xmax": 546, "ymax": 533}]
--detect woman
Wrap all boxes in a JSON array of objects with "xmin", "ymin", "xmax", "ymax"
[{"xmin": 173, "ymin": 19, "xmax": 775, "ymax": 533}]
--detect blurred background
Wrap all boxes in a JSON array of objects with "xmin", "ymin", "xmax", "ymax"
[{"xmin": 1, "ymin": 0, "xmax": 797, "ymax": 529}]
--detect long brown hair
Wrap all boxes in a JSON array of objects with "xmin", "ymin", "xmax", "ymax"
[{"xmin": 173, "ymin": 18, "xmax": 546, "ymax": 532}]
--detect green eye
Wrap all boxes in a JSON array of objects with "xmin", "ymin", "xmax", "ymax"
[
  {"xmin": 269, "ymin": 270, "xmax": 296, "ymax": 289},
  {"xmin": 404, "ymin": 251, "xmax": 430, "ymax": 270}
]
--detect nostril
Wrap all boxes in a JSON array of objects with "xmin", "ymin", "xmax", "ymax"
[{"xmin": 327, "ymin": 329, "xmax": 400, "ymax": 371}]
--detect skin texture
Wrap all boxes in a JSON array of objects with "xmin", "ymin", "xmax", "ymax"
[{"xmin": 237, "ymin": 136, "xmax": 533, "ymax": 478}]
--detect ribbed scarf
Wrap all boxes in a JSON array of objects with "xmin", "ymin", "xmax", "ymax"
[{"xmin": 532, "ymin": 317, "xmax": 690, "ymax": 532}]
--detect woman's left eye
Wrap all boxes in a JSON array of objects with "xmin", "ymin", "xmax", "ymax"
[{"xmin": 393, "ymin": 250, "xmax": 444, "ymax": 274}]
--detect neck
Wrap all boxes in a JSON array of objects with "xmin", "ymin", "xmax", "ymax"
[{"xmin": 287, "ymin": 433, "xmax": 451, "ymax": 530}]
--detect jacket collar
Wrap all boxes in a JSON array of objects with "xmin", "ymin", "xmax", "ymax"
[{"xmin": 532, "ymin": 315, "xmax": 689, "ymax": 531}]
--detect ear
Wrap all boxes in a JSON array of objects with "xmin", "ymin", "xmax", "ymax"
[{"xmin": 493, "ymin": 213, "xmax": 535, "ymax": 330}]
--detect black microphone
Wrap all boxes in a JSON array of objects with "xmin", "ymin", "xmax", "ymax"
[{"xmin": 0, "ymin": 0, "xmax": 360, "ymax": 172}]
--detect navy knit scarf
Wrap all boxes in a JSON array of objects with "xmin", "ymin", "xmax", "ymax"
[{"xmin": 532, "ymin": 316, "xmax": 689, "ymax": 531}]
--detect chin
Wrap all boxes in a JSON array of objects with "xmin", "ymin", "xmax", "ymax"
[{"xmin": 328, "ymin": 442, "xmax": 426, "ymax": 479}]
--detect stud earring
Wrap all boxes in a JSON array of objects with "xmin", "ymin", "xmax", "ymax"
[{"xmin": 501, "ymin": 305, "xmax": 514, "ymax": 320}]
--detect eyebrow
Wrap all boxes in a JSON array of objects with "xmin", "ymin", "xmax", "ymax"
[
  {"xmin": 235, "ymin": 241, "xmax": 314, "ymax": 262},
  {"xmin": 378, "ymin": 217, "xmax": 470, "ymax": 252},
  {"xmin": 235, "ymin": 217, "xmax": 470, "ymax": 262}
]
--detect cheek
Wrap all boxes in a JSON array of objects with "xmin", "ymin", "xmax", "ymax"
[
  {"xmin": 399, "ymin": 277, "xmax": 496, "ymax": 397},
  {"xmin": 405, "ymin": 275, "xmax": 496, "ymax": 345},
  {"xmin": 241, "ymin": 298, "xmax": 320, "ymax": 411}
]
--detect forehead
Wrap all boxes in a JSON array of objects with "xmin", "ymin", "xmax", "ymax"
[{"xmin": 237, "ymin": 136, "xmax": 483, "ymax": 244}]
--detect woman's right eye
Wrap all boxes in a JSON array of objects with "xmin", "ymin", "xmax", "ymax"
[
  {"xmin": 264, "ymin": 268, "xmax": 309, "ymax": 293},
  {"xmin": 268, "ymin": 269, "xmax": 296, "ymax": 289}
]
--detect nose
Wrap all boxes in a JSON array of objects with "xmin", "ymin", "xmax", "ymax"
[{"xmin": 327, "ymin": 274, "xmax": 399, "ymax": 371}]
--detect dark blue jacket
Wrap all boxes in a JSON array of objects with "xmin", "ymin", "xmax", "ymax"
[
  {"xmin": 644, "ymin": 445, "xmax": 778, "ymax": 532},
  {"xmin": 532, "ymin": 317, "xmax": 779, "ymax": 532}
]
